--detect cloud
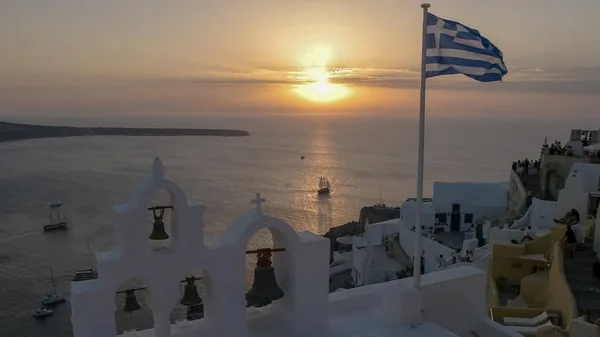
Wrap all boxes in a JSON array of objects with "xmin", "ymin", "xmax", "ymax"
[
  {"xmin": 187, "ymin": 77, "xmax": 291, "ymax": 86},
  {"xmin": 26, "ymin": 64, "xmax": 593, "ymax": 96},
  {"xmin": 174, "ymin": 64, "xmax": 600, "ymax": 95}
]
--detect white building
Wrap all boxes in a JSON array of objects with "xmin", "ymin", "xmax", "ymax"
[
  {"xmin": 497, "ymin": 162, "xmax": 600, "ymax": 249},
  {"xmin": 350, "ymin": 218, "xmax": 490, "ymax": 287},
  {"xmin": 69, "ymin": 158, "xmax": 518, "ymax": 337},
  {"xmin": 556, "ymin": 162, "xmax": 600, "ymax": 221},
  {"xmin": 350, "ymin": 220, "xmax": 408, "ymax": 287},
  {"xmin": 399, "ymin": 198, "xmax": 436, "ymax": 234},
  {"xmin": 566, "ymin": 129, "xmax": 600, "ymax": 156},
  {"xmin": 433, "ymin": 181, "xmax": 508, "ymax": 232},
  {"xmin": 510, "ymin": 197, "xmax": 557, "ymax": 230}
]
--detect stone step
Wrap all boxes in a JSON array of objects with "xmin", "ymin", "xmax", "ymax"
[{"xmin": 564, "ymin": 241, "xmax": 600, "ymax": 315}]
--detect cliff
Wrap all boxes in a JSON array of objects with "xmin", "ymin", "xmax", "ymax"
[
  {"xmin": 0, "ymin": 121, "xmax": 250, "ymax": 143},
  {"xmin": 323, "ymin": 205, "xmax": 400, "ymax": 262}
]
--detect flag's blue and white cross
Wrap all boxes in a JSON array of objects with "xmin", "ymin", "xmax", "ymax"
[{"xmin": 425, "ymin": 13, "xmax": 507, "ymax": 82}]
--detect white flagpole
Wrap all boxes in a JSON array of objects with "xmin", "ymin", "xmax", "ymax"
[{"xmin": 413, "ymin": 3, "xmax": 430, "ymax": 290}]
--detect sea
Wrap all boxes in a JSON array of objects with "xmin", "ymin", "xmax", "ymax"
[{"xmin": 0, "ymin": 114, "xmax": 583, "ymax": 336}]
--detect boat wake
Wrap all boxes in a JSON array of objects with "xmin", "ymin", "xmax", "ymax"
[{"xmin": 0, "ymin": 230, "xmax": 40, "ymax": 244}]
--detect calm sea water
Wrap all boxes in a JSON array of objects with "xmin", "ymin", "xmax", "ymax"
[{"xmin": 0, "ymin": 114, "xmax": 579, "ymax": 336}]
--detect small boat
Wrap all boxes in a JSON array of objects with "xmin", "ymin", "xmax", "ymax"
[
  {"xmin": 73, "ymin": 268, "xmax": 98, "ymax": 282},
  {"xmin": 43, "ymin": 202, "xmax": 68, "ymax": 231},
  {"xmin": 300, "ymin": 156, "xmax": 305, "ymax": 160},
  {"xmin": 42, "ymin": 268, "xmax": 65, "ymax": 305},
  {"xmin": 318, "ymin": 177, "xmax": 331, "ymax": 195},
  {"xmin": 42, "ymin": 293, "xmax": 65, "ymax": 305},
  {"xmin": 33, "ymin": 306, "xmax": 53, "ymax": 318}
]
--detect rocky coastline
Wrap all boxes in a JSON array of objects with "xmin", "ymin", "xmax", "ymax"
[{"xmin": 0, "ymin": 121, "xmax": 250, "ymax": 143}]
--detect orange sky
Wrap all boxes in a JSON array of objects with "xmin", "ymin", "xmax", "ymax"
[{"xmin": 0, "ymin": 0, "xmax": 599, "ymax": 119}]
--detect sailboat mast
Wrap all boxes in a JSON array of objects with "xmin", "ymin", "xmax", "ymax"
[
  {"xmin": 50, "ymin": 268, "xmax": 56, "ymax": 293},
  {"xmin": 87, "ymin": 242, "xmax": 95, "ymax": 269}
]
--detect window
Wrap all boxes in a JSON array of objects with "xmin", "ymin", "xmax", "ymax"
[{"xmin": 464, "ymin": 213, "xmax": 474, "ymax": 224}]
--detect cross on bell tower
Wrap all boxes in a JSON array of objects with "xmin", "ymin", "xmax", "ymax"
[{"xmin": 251, "ymin": 193, "xmax": 266, "ymax": 214}]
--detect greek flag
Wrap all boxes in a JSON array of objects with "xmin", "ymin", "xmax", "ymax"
[{"xmin": 425, "ymin": 13, "xmax": 507, "ymax": 82}]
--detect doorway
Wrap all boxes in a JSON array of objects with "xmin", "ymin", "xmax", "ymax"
[{"xmin": 450, "ymin": 203, "xmax": 461, "ymax": 232}]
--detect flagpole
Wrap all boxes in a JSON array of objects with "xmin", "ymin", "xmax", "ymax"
[{"xmin": 413, "ymin": 2, "xmax": 430, "ymax": 290}]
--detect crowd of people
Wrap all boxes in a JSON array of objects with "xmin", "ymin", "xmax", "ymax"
[
  {"xmin": 512, "ymin": 158, "xmax": 539, "ymax": 178},
  {"xmin": 541, "ymin": 140, "xmax": 573, "ymax": 156},
  {"xmin": 437, "ymin": 248, "xmax": 474, "ymax": 268}
]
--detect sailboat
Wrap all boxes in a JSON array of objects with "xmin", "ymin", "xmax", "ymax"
[
  {"xmin": 43, "ymin": 201, "xmax": 68, "ymax": 231},
  {"xmin": 42, "ymin": 268, "xmax": 66, "ymax": 305},
  {"xmin": 73, "ymin": 243, "xmax": 98, "ymax": 282},
  {"xmin": 33, "ymin": 306, "xmax": 53, "ymax": 318},
  {"xmin": 318, "ymin": 177, "xmax": 331, "ymax": 195}
]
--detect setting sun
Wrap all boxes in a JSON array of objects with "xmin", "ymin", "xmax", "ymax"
[{"xmin": 292, "ymin": 46, "xmax": 350, "ymax": 103}]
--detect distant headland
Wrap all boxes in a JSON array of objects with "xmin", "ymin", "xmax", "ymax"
[{"xmin": 0, "ymin": 121, "xmax": 250, "ymax": 143}]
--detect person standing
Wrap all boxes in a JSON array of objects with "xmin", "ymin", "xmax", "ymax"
[
  {"xmin": 562, "ymin": 225, "xmax": 577, "ymax": 257},
  {"xmin": 570, "ymin": 212, "xmax": 586, "ymax": 251}
]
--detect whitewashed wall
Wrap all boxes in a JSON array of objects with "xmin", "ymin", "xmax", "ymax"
[
  {"xmin": 364, "ymin": 219, "xmax": 401, "ymax": 246},
  {"xmin": 398, "ymin": 227, "xmax": 454, "ymax": 273},
  {"xmin": 70, "ymin": 158, "xmax": 330, "ymax": 337},
  {"xmin": 328, "ymin": 266, "xmax": 487, "ymax": 337},
  {"xmin": 488, "ymin": 227, "xmax": 525, "ymax": 245},
  {"xmin": 399, "ymin": 201, "xmax": 436, "ymax": 231},
  {"xmin": 556, "ymin": 163, "xmax": 600, "ymax": 219}
]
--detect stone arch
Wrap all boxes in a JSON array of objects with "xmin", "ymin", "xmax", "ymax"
[
  {"xmin": 213, "ymin": 212, "xmax": 303, "ymax": 337},
  {"xmin": 100, "ymin": 270, "xmax": 158, "ymax": 335},
  {"xmin": 224, "ymin": 213, "xmax": 302, "ymax": 298},
  {"xmin": 118, "ymin": 179, "xmax": 188, "ymax": 242},
  {"xmin": 112, "ymin": 275, "xmax": 153, "ymax": 333},
  {"xmin": 100, "ymin": 257, "xmax": 189, "ymax": 337},
  {"xmin": 101, "ymin": 264, "xmax": 162, "ymax": 306},
  {"xmin": 224, "ymin": 213, "xmax": 302, "ymax": 254},
  {"xmin": 124, "ymin": 178, "xmax": 190, "ymax": 216},
  {"xmin": 113, "ymin": 158, "xmax": 206, "ymax": 257},
  {"xmin": 167, "ymin": 265, "xmax": 214, "ymax": 324}
]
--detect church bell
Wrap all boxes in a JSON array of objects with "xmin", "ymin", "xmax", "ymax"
[
  {"xmin": 245, "ymin": 249, "xmax": 284, "ymax": 307},
  {"xmin": 180, "ymin": 277, "xmax": 202, "ymax": 306},
  {"xmin": 123, "ymin": 289, "xmax": 142, "ymax": 313},
  {"xmin": 148, "ymin": 206, "xmax": 170, "ymax": 240}
]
